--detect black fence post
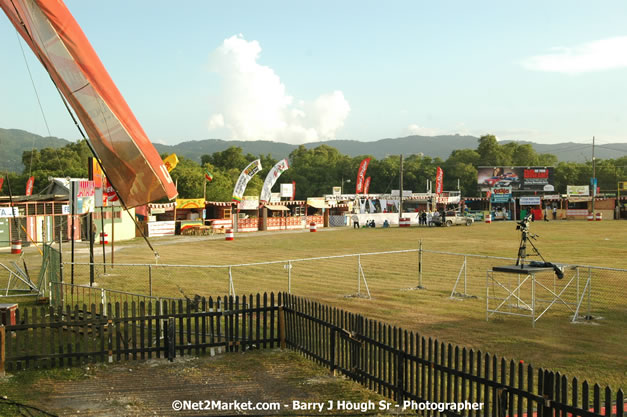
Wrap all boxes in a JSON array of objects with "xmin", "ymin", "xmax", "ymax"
[
  {"xmin": 278, "ymin": 306, "xmax": 286, "ymax": 349},
  {"xmin": 330, "ymin": 329, "xmax": 336, "ymax": 375},
  {"xmin": 396, "ymin": 349, "xmax": 405, "ymax": 404},
  {"xmin": 166, "ymin": 317, "xmax": 176, "ymax": 362},
  {"xmin": 542, "ymin": 370, "xmax": 554, "ymax": 417},
  {"xmin": 0, "ymin": 325, "xmax": 5, "ymax": 377}
]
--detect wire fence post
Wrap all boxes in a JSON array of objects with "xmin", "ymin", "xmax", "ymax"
[
  {"xmin": 418, "ymin": 240, "xmax": 423, "ymax": 288},
  {"xmin": 587, "ymin": 267, "xmax": 592, "ymax": 318},
  {"xmin": 149, "ymin": 265, "xmax": 153, "ymax": 297},
  {"xmin": 288, "ymin": 261, "xmax": 292, "ymax": 294},
  {"xmin": 463, "ymin": 255, "xmax": 467, "ymax": 295},
  {"xmin": 228, "ymin": 266, "xmax": 235, "ymax": 296},
  {"xmin": 357, "ymin": 255, "xmax": 361, "ymax": 295}
]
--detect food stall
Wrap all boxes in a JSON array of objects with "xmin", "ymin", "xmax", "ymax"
[
  {"xmin": 235, "ymin": 197, "xmax": 259, "ymax": 232},
  {"xmin": 306, "ymin": 198, "xmax": 328, "ymax": 227},
  {"xmin": 205, "ymin": 201, "xmax": 234, "ymax": 232}
]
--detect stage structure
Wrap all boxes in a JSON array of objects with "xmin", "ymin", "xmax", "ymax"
[
  {"xmin": 486, "ymin": 264, "xmax": 593, "ymax": 327},
  {"xmin": 487, "ymin": 214, "xmax": 592, "ymax": 327}
]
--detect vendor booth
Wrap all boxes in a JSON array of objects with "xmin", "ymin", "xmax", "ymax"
[
  {"xmin": 519, "ymin": 196, "xmax": 542, "ymax": 220},
  {"xmin": 145, "ymin": 202, "xmax": 176, "ymax": 237},
  {"xmin": 260, "ymin": 203, "xmax": 300, "ymax": 231},
  {"xmin": 490, "ymin": 187, "xmax": 514, "ymax": 220},
  {"xmin": 235, "ymin": 197, "xmax": 259, "ymax": 232},
  {"xmin": 306, "ymin": 198, "xmax": 328, "ymax": 227},
  {"xmin": 204, "ymin": 201, "xmax": 234, "ymax": 232}
]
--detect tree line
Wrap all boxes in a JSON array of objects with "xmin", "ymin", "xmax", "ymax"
[{"xmin": 2, "ymin": 135, "xmax": 626, "ymax": 200}]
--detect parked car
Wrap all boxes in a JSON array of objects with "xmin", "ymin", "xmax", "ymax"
[{"xmin": 430, "ymin": 211, "xmax": 474, "ymax": 227}]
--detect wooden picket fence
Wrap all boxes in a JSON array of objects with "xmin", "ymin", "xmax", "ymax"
[
  {"xmin": 0, "ymin": 292, "xmax": 623, "ymax": 417},
  {"xmin": 281, "ymin": 293, "xmax": 624, "ymax": 417},
  {"xmin": 2, "ymin": 293, "xmax": 279, "ymax": 371}
]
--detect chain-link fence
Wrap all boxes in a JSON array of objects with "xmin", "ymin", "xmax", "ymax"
[{"xmin": 58, "ymin": 247, "xmax": 626, "ymax": 324}]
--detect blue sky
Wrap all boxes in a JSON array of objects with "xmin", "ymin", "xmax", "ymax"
[{"xmin": 1, "ymin": 1, "xmax": 627, "ymax": 146}]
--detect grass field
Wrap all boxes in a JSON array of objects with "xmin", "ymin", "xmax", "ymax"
[{"xmin": 1, "ymin": 220, "xmax": 626, "ymax": 391}]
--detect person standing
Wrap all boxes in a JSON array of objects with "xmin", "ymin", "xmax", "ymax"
[
  {"xmin": 352, "ymin": 213, "xmax": 360, "ymax": 229},
  {"xmin": 552, "ymin": 205, "xmax": 557, "ymax": 220}
]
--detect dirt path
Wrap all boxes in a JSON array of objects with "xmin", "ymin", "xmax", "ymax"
[{"xmin": 22, "ymin": 349, "xmax": 395, "ymax": 417}]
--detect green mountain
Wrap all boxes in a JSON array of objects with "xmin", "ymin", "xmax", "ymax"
[
  {"xmin": 153, "ymin": 135, "xmax": 627, "ymax": 163},
  {"xmin": 2, "ymin": 128, "xmax": 626, "ymax": 174},
  {"xmin": 152, "ymin": 135, "xmax": 485, "ymax": 162},
  {"xmin": 0, "ymin": 128, "xmax": 71, "ymax": 173}
]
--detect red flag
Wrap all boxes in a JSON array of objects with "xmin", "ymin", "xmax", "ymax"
[
  {"xmin": 0, "ymin": 177, "xmax": 4, "ymax": 192},
  {"xmin": 25, "ymin": 176, "xmax": 35, "ymax": 196},
  {"xmin": 364, "ymin": 176, "xmax": 372, "ymax": 194},
  {"xmin": 355, "ymin": 158, "xmax": 371, "ymax": 193},
  {"xmin": 103, "ymin": 178, "xmax": 119, "ymax": 204},
  {"xmin": 435, "ymin": 166, "xmax": 443, "ymax": 194},
  {"xmin": 291, "ymin": 180, "xmax": 296, "ymax": 201}
]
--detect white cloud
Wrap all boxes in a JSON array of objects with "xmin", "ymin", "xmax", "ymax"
[
  {"xmin": 522, "ymin": 36, "xmax": 627, "ymax": 74},
  {"xmin": 208, "ymin": 113, "xmax": 224, "ymax": 129},
  {"xmin": 208, "ymin": 35, "xmax": 350, "ymax": 143},
  {"xmin": 405, "ymin": 123, "xmax": 440, "ymax": 136}
]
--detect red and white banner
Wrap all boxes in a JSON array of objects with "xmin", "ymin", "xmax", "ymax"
[
  {"xmin": 435, "ymin": 167, "xmax": 443, "ymax": 195},
  {"xmin": 25, "ymin": 176, "xmax": 35, "ymax": 196},
  {"xmin": 363, "ymin": 176, "xmax": 371, "ymax": 194},
  {"xmin": 355, "ymin": 158, "xmax": 371, "ymax": 193},
  {"xmin": 103, "ymin": 177, "xmax": 120, "ymax": 205}
]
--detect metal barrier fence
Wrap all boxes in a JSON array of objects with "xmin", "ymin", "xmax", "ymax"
[
  {"xmin": 419, "ymin": 249, "xmax": 625, "ymax": 318},
  {"xmin": 57, "ymin": 246, "xmax": 626, "ymax": 325}
]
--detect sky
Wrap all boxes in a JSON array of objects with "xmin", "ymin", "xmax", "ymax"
[{"xmin": 1, "ymin": 0, "xmax": 627, "ymax": 147}]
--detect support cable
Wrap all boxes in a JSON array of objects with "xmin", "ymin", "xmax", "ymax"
[{"xmin": 8, "ymin": 1, "xmax": 161, "ymax": 260}]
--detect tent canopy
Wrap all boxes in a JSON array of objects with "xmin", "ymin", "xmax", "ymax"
[
  {"xmin": 265, "ymin": 204, "xmax": 289, "ymax": 211},
  {"xmin": 307, "ymin": 200, "xmax": 330, "ymax": 209}
]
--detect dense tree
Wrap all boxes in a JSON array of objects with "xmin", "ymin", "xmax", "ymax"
[
  {"xmin": 169, "ymin": 156, "xmax": 204, "ymax": 199},
  {"xmin": 3, "ymin": 135, "xmax": 624, "ymax": 200},
  {"xmin": 477, "ymin": 135, "xmax": 511, "ymax": 166}
]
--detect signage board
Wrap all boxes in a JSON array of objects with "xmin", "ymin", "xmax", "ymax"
[
  {"xmin": 280, "ymin": 183, "xmax": 294, "ymax": 198},
  {"xmin": 0, "ymin": 207, "xmax": 19, "ymax": 218},
  {"xmin": 239, "ymin": 197, "xmax": 259, "ymax": 211},
  {"xmin": 146, "ymin": 221, "xmax": 176, "ymax": 237},
  {"xmin": 519, "ymin": 196, "xmax": 541, "ymax": 206},
  {"xmin": 176, "ymin": 198, "xmax": 205, "ymax": 209},
  {"xmin": 391, "ymin": 190, "xmax": 413, "ymax": 197},
  {"xmin": 478, "ymin": 167, "xmax": 554, "ymax": 191},
  {"xmin": 567, "ymin": 185, "xmax": 589, "ymax": 197},
  {"xmin": 72, "ymin": 180, "xmax": 95, "ymax": 214},
  {"xmin": 490, "ymin": 187, "xmax": 512, "ymax": 203}
]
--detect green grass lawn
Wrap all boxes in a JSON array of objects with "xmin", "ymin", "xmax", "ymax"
[{"xmin": 2, "ymin": 220, "xmax": 626, "ymax": 390}]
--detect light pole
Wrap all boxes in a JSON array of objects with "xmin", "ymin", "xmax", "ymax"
[{"xmin": 342, "ymin": 178, "xmax": 351, "ymax": 195}]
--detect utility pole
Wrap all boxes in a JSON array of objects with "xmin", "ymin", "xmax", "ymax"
[
  {"xmin": 591, "ymin": 136, "xmax": 596, "ymax": 214},
  {"xmin": 399, "ymin": 155, "xmax": 404, "ymax": 224}
]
